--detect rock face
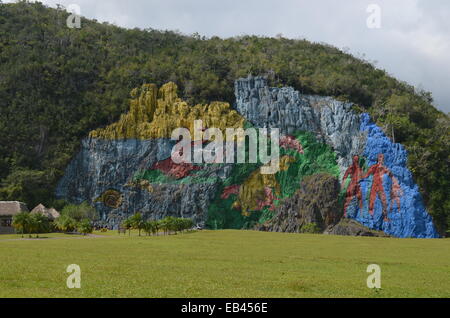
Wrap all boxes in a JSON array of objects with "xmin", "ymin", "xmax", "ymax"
[
  {"xmin": 56, "ymin": 138, "xmax": 222, "ymax": 228},
  {"xmin": 235, "ymin": 76, "xmax": 366, "ymax": 177},
  {"xmin": 324, "ymin": 219, "xmax": 389, "ymax": 237},
  {"xmin": 57, "ymin": 76, "xmax": 439, "ymax": 238},
  {"xmin": 344, "ymin": 114, "xmax": 439, "ymax": 238},
  {"xmin": 257, "ymin": 174, "xmax": 341, "ymax": 233},
  {"xmin": 90, "ymin": 82, "xmax": 245, "ymax": 140},
  {"xmin": 235, "ymin": 76, "xmax": 438, "ymax": 238}
]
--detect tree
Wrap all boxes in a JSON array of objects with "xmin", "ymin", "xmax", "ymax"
[
  {"xmin": 129, "ymin": 213, "xmax": 145, "ymax": 236},
  {"xmin": 173, "ymin": 218, "xmax": 187, "ymax": 234},
  {"xmin": 159, "ymin": 218, "xmax": 169, "ymax": 235},
  {"xmin": 143, "ymin": 220, "xmax": 155, "ymax": 236},
  {"xmin": 122, "ymin": 218, "xmax": 133, "ymax": 236},
  {"xmin": 77, "ymin": 219, "xmax": 93, "ymax": 235},
  {"xmin": 28, "ymin": 213, "xmax": 49, "ymax": 238},
  {"xmin": 155, "ymin": 216, "xmax": 194, "ymax": 235},
  {"xmin": 182, "ymin": 218, "xmax": 194, "ymax": 233},
  {"xmin": 55, "ymin": 214, "xmax": 77, "ymax": 233},
  {"xmin": 61, "ymin": 202, "xmax": 99, "ymax": 222},
  {"xmin": 152, "ymin": 220, "xmax": 160, "ymax": 236},
  {"xmin": 12, "ymin": 212, "xmax": 30, "ymax": 238}
]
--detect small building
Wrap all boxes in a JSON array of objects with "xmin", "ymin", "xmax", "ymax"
[
  {"xmin": 0, "ymin": 201, "xmax": 29, "ymax": 234},
  {"xmin": 30, "ymin": 204, "xmax": 60, "ymax": 220}
]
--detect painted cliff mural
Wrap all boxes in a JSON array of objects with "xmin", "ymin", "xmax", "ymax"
[
  {"xmin": 342, "ymin": 154, "xmax": 402, "ymax": 221},
  {"xmin": 56, "ymin": 76, "xmax": 439, "ymax": 238}
]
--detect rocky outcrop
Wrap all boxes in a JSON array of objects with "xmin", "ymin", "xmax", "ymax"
[
  {"xmin": 57, "ymin": 76, "xmax": 439, "ymax": 238},
  {"xmin": 90, "ymin": 82, "xmax": 245, "ymax": 140},
  {"xmin": 57, "ymin": 82, "xmax": 246, "ymax": 228},
  {"xmin": 324, "ymin": 218, "xmax": 389, "ymax": 237},
  {"xmin": 345, "ymin": 114, "xmax": 439, "ymax": 238},
  {"xmin": 235, "ymin": 76, "xmax": 366, "ymax": 177},
  {"xmin": 235, "ymin": 76, "xmax": 438, "ymax": 238},
  {"xmin": 257, "ymin": 174, "xmax": 341, "ymax": 233},
  {"xmin": 56, "ymin": 137, "xmax": 225, "ymax": 228}
]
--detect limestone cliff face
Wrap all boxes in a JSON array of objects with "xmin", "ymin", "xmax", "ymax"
[
  {"xmin": 58, "ymin": 82, "xmax": 243, "ymax": 228},
  {"xmin": 90, "ymin": 82, "xmax": 245, "ymax": 140},
  {"xmin": 56, "ymin": 138, "xmax": 223, "ymax": 228},
  {"xmin": 352, "ymin": 114, "xmax": 438, "ymax": 238},
  {"xmin": 235, "ymin": 77, "xmax": 438, "ymax": 238},
  {"xmin": 235, "ymin": 76, "xmax": 365, "ymax": 177},
  {"xmin": 57, "ymin": 76, "xmax": 439, "ymax": 238},
  {"xmin": 257, "ymin": 173, "xmax": 341, "ymax": 233}
]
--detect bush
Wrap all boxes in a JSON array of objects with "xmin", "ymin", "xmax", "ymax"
[
  {"xmin": 300, "ymin": 223, "xmax": 322, "ymax": 234},
  {"xmin": 61, "ymin": 202, "xmax": 99, "ymax": 222},
  {"xmin": 130, "ymin": 215, "xmax": 195, "ymax": 236},
  {"xmin": 12, "ymin": 212, "xmax": 51, "ymax": 238},
  {"xmin": 158, "ymin": 216, "xmax": 194, "ymax": 235},
  {"xmin": 55, "ymin": 214, "xmax": 77, "ymax": 233},
  {"xmin": 77, "ymin": 219, "xmax": 93, "ymax": 235}
]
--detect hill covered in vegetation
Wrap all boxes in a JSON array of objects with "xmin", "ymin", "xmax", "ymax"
[{"xmin": 0, "ymin": 1, "xmax": 448, "ymax": 235}]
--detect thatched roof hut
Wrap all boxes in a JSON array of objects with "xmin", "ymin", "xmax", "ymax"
[
  {"xmin": 0, "ymin": 201, "xmax": 29, "ymax": 216},
  {"xmin": 0, "ymin": 201, "xmax": 29, "ymax": 234},
  {"xmin": 30, "ymin": 204, "xmax": 60, "ymax": 220}
]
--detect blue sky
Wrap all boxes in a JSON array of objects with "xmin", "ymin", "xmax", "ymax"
[{"xmin": 7, "ymin": 0, "xmax": 449, "ymax": 113}]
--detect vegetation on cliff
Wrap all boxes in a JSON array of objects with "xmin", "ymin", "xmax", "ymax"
[{"xmin": 0, "ymin": 1, "xmax": 448, "ymax": 234}]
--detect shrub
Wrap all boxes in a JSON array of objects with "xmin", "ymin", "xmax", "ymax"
[
  {"xmin": 55, "ymin": 214, "xmax": 77, "ymax": 233},
  {"xmin": 77, "ymin": 219, "xmax": 93, "ymax": 235},
  {"xmin": 12, "ymin": 212, "xmax": 31, "ymax": 238},
  {"xmin": 300, "ymin": 223, "xmax": 322, "ymax": 234},
  {"xmin": 61, "ymin": 202, "xmax": 99, "ymax": 222}
]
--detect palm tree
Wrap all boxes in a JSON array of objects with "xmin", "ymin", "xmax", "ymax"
[
  {"xmin": 159, "ymin": 218, "xmax": 168, "ymax": 235},
  {"xmin": 130, "ymin": 213, "xmax": 145, "ymax": 236},
  {"xmin": 122, "ymin": 218, "xmax": 133, "ymax": 236},
  {"xmin": 152, "ymin": 220, "xmax": 160, "ymax": 236},
  {"xmin": 143, "ymin": 220, "xmax": 155, "ymax": 236},
  {"xmin": 29, "ymin": 214, "xmax": 48, "ymax": 238},
  {"xmin": 55, "ymin": 215, "xmax": 77, "ymax": 233},
  {"xmin": 77, "ymin": 219, "xmax": 93, "ymax": 235},
  {"xmin": 12, "ymin": 212, "xmax": 30, "ymax": 238}
]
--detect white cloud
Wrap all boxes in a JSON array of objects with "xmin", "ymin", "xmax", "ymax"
[{"xmin": 5, "ymin": 0, "xmax": 449, "ymax": 112}]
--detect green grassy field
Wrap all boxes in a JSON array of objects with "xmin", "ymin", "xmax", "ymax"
[
  {"xmin": 0, "ymin": 233, "xmax": 86, "ymax": 240},
  {"xmin": 0, "ymin": 230, "xmax": 448, "ymax": 298}
]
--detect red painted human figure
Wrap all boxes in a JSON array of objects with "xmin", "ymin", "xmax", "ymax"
[
  {"xmin": 390, "ymin": 176, "xmax": 403, "ymax": 212},
  {"xmin": 362, "ymin": 154, "xmax": 395, "ymax": 221},
  {"xmin": 342, "ymin": 155, "xmax": 363, "ymax": 217}
]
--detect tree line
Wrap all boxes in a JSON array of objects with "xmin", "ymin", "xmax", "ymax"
[
  {"xmin": 12, "ymin": 202, "xmax": 196, "ymax": 238},
  {"xmin": 12, "ymin": 202, "xmax": 96, "ymax": 237},
  {"xmin": 121, "ymin": 213, "xmax": 195, "ymax": 236}
]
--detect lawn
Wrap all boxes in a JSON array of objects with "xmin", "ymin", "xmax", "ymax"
[
  {"xmin": 0, "ymin": 232, "xmax": 85, "ymax": 240},
  {"xmin": 0, "ymin": 230, "xmax": 448, "ymax": 298}
]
